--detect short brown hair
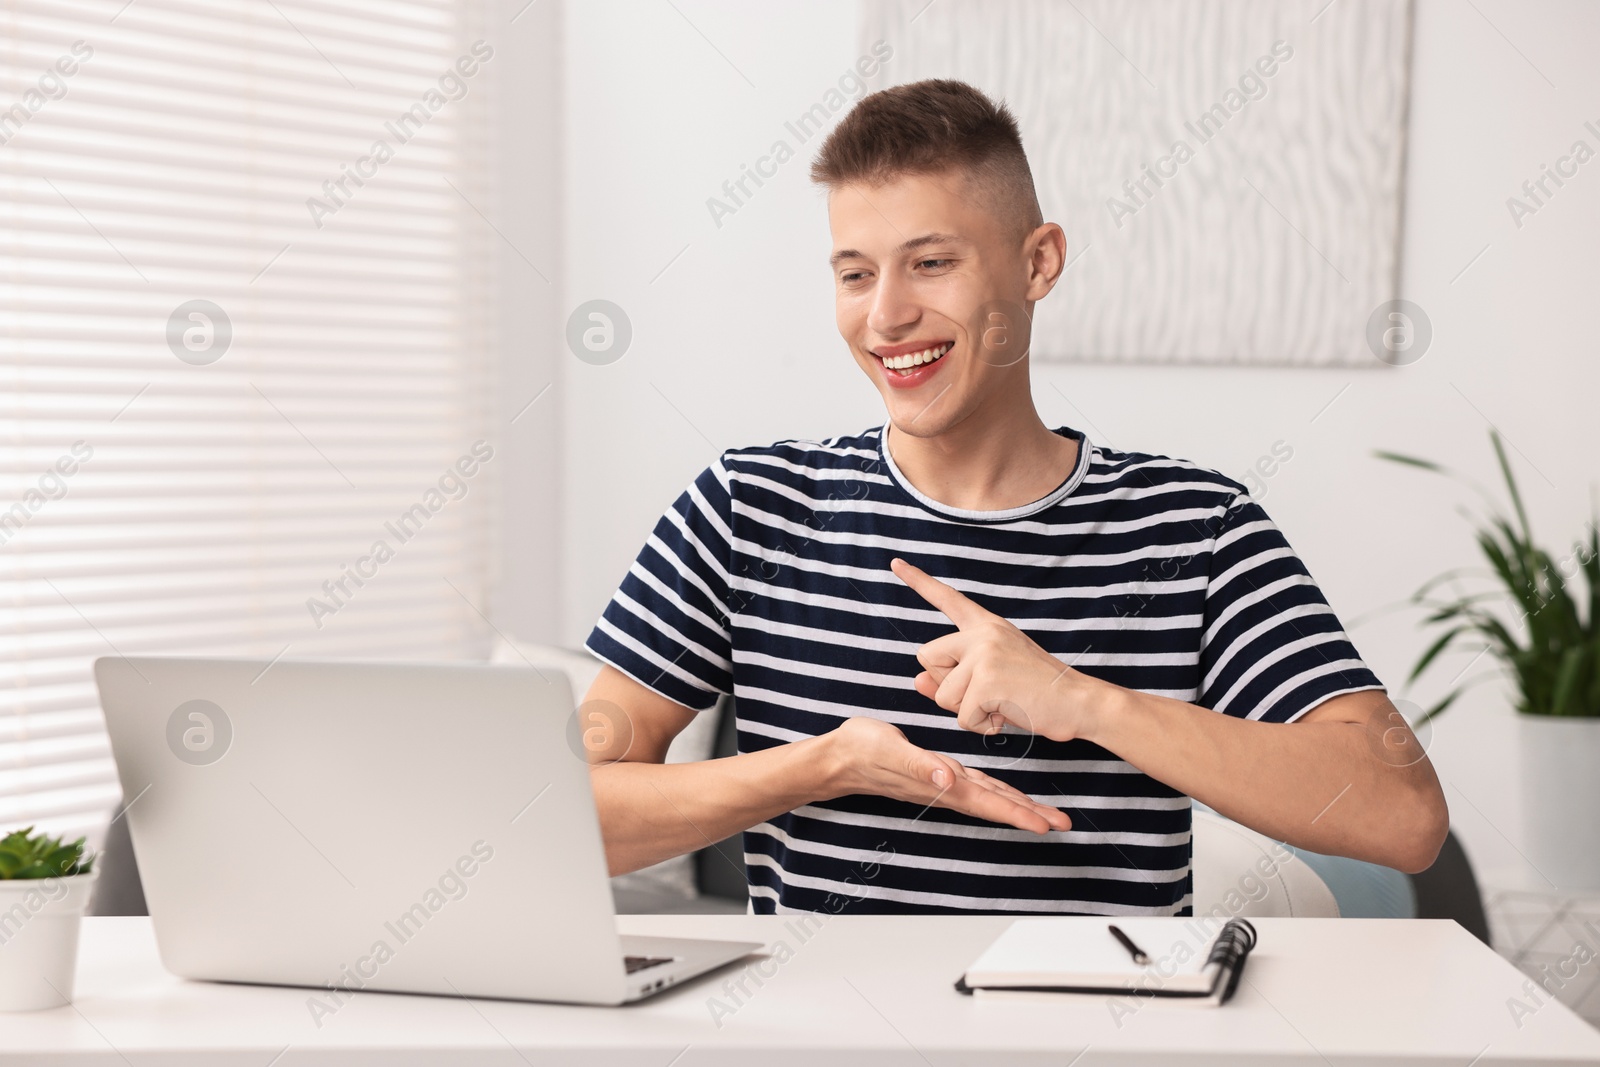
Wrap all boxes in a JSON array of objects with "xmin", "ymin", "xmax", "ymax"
[{"xmin": 810, "ymin": 78, "xmax": 1043, "ymax": 241}]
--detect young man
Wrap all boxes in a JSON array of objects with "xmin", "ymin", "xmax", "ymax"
[{"xmin": 582, "ymin": 79, "xmax": 1448, "ymax": 915}]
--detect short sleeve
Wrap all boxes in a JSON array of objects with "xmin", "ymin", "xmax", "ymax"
[
  {"xmin": 584, "ymin": 460, "xmax": 735, "ymax": 711},
  {"xmin": 1196, "ymin": 492, "xmax": 1385, "ymax": 723}
]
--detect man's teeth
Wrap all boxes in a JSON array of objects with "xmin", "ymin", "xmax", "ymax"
[{"xmin": 880, "ymin": 342, "xmax": 952, "ymax": 371}]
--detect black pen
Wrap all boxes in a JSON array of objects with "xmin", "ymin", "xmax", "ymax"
[{"xmin": 1108, "ymin": 924, "xmax": 1150, "ymax": 966}]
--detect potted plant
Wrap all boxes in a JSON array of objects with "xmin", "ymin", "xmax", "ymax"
[
  {"xmin": 1376, "ymin": 431, "xmax": 1600, "ymax": 888},
  {"xmin": 0, "ymin": 827, "xmax": 99, "ymax": 1011}
]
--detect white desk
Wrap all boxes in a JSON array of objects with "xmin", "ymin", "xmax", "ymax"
[{"xmin": 6, "ymin": 915, "xmax": 1599, "ymax": 1065}]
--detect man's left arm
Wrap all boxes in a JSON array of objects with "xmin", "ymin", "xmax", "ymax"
[
  {"xmin": 1075, "ymin": 684, "xmax": 1448, "ymax": 873},
  {"xmin": 892, "ymin": 558, "xmax": 1450, "ymax": 875}
]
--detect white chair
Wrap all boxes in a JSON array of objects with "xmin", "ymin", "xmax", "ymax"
[{"xmin": 1191, "ymin": 807, "xmax": 1340, "ymax": 918}]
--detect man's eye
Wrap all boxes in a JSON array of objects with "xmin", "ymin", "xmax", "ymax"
[
  {"xmin": 841, "ymin": 271, "xmax": 868, "ymax": 284},
  {"xmin": 918, "ymin": 258, "xmax": 953, "ymax": 270}
]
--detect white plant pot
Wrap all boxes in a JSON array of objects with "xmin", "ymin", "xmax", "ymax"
[
  {"xmin": 1520, "ymin": 714, "xmax": 1600, "ymax": 890},
  {"xmin": 0, "ymin": 869, "xmax": 98, "ymax": 1011}
]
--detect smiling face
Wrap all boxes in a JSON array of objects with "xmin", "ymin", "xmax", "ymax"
[{"xmin": 828, "ymin": 168, "xmax": 1061, "ymax": 440}]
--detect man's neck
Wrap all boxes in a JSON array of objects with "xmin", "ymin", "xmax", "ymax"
[{"xmin": 885, "ymin": 398, "xmax": 1079, "ymax": 512}]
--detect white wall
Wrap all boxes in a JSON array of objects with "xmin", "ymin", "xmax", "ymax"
[
  {"xmin": 538, "ymin": 0, "xmax": 1599, "ymax": 887},
  {"xmin": 487, "ymin": 0, "xmax": 564, "ymax": 644},
  {"xmin": 559, "ymin": 0, "xmax": 879, "ymax": 643},
  {"xmin": 1383, "ymin": 0, "xmax": 1600, "ymax": 886}
]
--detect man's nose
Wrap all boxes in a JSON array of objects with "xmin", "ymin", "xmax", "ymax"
[{"xmin": 867, "ymin": 271, "xmax": 920, "ymax": 337}]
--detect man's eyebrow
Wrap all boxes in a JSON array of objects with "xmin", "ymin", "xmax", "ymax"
[{"xmin": 828, "ymin": 232, "xmax": 966, "ymax": 268}]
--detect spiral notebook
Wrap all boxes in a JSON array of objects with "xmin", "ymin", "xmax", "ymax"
[{"xmin": 954, "ymin": 917, "xmax": 1257, "ymax": 1004}]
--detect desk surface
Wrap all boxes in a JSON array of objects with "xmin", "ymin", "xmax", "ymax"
[{"xmin": 6, "ymin": 915, "xmax": 1599, "ymax": 1065}]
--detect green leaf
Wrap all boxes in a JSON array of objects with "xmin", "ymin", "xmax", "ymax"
[
  {"xmin": 1550, "ymin": 646, "xmax": 1586, "ymax": 717},
  {"xmin": 0, "ymin": 827, "xmax": 34, "ymax": 852},
  {"xmin": 43, "ymin": 845, "xmax": 80, "ymax": 876},
  {"xmin": 1418, "ymin": 688, "xmax": 1466, "ymax": 725},
  {"xmin": 0, "ymin": 826, "xmax": 88, "ymax": 880},
  {"xmin": 1477, "ymin": 528, "xmax": 1531, "ymax": 612},
  {"xmin": 1407, "ymin": 625, "xmax": 1469, "ymax": 686},
  {"xmin": 1373, "ymin": 449, "xmax": 1448, "ymax": 473},
  {"xmin": 1489, "ymin": 430, "xmax": 1534, "ymax": 550},
  {"xmin": 1589, "ymin": 626, "xmax": 1600, "ymax": 714},
  {"xmin": 1462, "ymin": 606, "xmax": 1522, "ymax": 659},
  {"xmin": 1583, "ymin": 516, "xmax": 1599, "ymax": 629}
]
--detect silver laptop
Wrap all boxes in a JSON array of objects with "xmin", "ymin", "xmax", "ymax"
[{"xmin": 93, "ymin": 655, "xmax": 761, "ymax": 1006}]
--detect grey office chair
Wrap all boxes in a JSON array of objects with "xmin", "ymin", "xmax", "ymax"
[
  {"xmin": 89, "ymin": 813, "xmax": 146, "ymax": 917},
  {"xmin": 694, "ymin": 693, "xmax": 751, "ymax": 904},
  {"xmin": 1409, "ymin": 830, "xmax": 1491, "ymax": 943}
]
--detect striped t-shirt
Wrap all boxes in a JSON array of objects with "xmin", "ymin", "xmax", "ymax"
[{"xmin": 585, "ymin": 424, "xmax": 1385, "ymax": 916}]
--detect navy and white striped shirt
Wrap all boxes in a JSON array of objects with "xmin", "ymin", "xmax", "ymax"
[{"xmin": 586, "ymin": 424, "xmax": 1385, "ymax": 916}]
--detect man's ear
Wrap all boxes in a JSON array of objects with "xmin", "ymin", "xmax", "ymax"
[{"xmin": 1024, "ymin": 221, "xmax": 1068, "ymax": 302}]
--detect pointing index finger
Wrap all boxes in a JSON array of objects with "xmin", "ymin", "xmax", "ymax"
[{"xmin": 890, "ymin": 557, "xmax": 990, "ymax": 629}]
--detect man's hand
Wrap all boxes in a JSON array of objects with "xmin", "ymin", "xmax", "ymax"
[
  {"xmin": 892, "ymin": 557, "xmax": 1110, "ymax": 743},
  {"xmin": 818, "ymin": 716, "xmax": 1071, "ymax": 835}
]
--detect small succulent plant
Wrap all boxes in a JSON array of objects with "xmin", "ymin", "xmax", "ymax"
[{"xmin": 0, "ymin": 826, "xmax": 95, "ymax": 880}]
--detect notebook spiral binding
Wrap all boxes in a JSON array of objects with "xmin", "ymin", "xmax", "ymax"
[{"xmin": 1207, "ymin": 918, "xmax": 1258, "ymax": 1005}]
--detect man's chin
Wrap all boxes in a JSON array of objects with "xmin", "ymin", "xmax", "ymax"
[{"xmin": 883, "ymin": 400, "xmax": 962, "ymax": 441}]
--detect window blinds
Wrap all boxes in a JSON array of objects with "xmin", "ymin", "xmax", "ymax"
[{"xmin": 0, "ymin": 0, "xmax": 497, "ymax": 845}]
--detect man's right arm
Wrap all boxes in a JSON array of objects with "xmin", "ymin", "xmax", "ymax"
[{"xmin": 582, "ymin": 664, "xmax": 1073, "ymax": 876}]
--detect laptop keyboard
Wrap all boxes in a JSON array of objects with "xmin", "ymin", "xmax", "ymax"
[{"xmin": 624, "ymin": 954, "xmax": 675, "ymax": 974}]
